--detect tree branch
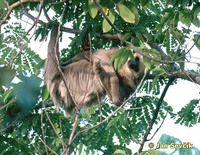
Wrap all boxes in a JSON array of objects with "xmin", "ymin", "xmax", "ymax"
[
  {"xmin": 148, "ymin": 112, "xmax": 168, "ymax": 141},
  {"xmin": 170, "ymin": 70, "xmax": 200, "ymax": 85},
  {"xmin": 0, "ymin": 0, "xmax": 40, "ymax": 26},
  {"xmin": 148, "ymin": 42, "xmax": 167, "ymax": 61},
  {"xmin": 137, "ymin": 78, "xmax": 175, "ymax": 154},
  {"xmin": 42, "ymin": 101, "xmax": 67, "ymax": 148},
  {"xmin": 147, "ymin": 70, "xmax": 200, "ymax": 86},
  {"xmin": 62, "ymin": 111, "xmax": 80, "ymax": 155}
]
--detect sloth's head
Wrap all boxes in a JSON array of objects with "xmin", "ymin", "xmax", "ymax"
[
  {"xmin": 117, "ymin": 53, "xmax": 145, "ymax": 87},
  {"xmin": 128, "ymin": 53, "xmax": 145, "ymax": 76}
]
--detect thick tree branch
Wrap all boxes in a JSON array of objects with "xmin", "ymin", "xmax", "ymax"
[
  {"xmin": 148, "ymin": 42, "xmax": 167, "ymax": 61},
  {"xmin": 170, "ymin": 70, "xmax": 200, "ymax": 85},
  {"xmin": 147, "ymin": 70, "xmax": 200, "ymax": 85}
]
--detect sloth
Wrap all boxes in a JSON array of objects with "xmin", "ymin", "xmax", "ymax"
[{"xmin": 44, "ymin": 25, "xmax": 145, "ymax": 116}]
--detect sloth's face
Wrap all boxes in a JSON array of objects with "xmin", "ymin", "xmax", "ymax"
[
  {"xmin": 122, "ymin": 53, "xmax": 145, "ymax": 80},
  {"xmin": 127, "ymin": 56, "xmax": 140, "ymax": 72},
  {"xmin": 128, "ymin": 53, "xmax": 145, "ymax": 73},
  {"xmin": 117, "ymin": 53, "xmax": 145, "ymax": 82}
]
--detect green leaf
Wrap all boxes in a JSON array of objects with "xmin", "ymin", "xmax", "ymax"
[
  {"xmin": 179, "ymin": 12, "xmax": 191, "ymax": 26},
  {"xmin": 117, "ymin": 4, "xmax": 135, "ymax": 24},
  {"xmin": 124, "ymin": 2, "xmax": 140, "ymax": 24},
  {"xmin": 102, "ymin": 10, "xmax": 115, "ymax": 33},
  {"xmin": 192, "ymin": 17, "xmax": 200, "ymax": 27},
  {"xmin": 193, "ymin": 5, "xmax": 200, "ymax": 18},
  {"xmin": 171, "ymin": 29, "xmax": 183, "ymax": 41},
  {"xmin": 152, "ymin": 75, "xmax": 159, "ymax": 91},
  {"xmin": 111, "ymin": 48, "xmax": 132, "ymax": 70},
  {"xmin": 113, "ymin": 149, "xmax": 126, "ymax": 155},
  {"xmin": 42, "ymin": 86, "xmax": 49, "ymax": 102},
  {"xmin": 88, "ymin": 0, "xmax": 98, "ymax": 18},
  {"xmin": 3, "ymin": 89, "xmax": 13, "ymax": 102},
  {"xmin": 135, "ymin": 32, "xmax": 144, "ymax": 42},
  {"xmin": 193, "ymin": 34, "xmax": 200, "ymax": 50},
  {"xmin": 118, "ymin": 51, "xmax": 129, "ymax": 69},
  {"xmin": 113, "ymin": 57, "xmax": 121, "ymax": 70},
  {"xmin": 160, "ymin": 12, "xmax": 173, "ymax": 25},
  {"xmin": 123, "ymin": 32, "xmax": 133, "ymax": 40},
  {"xmin": 78, "ymin": 142, "xmax": 84, "ymax": 155},
  {"xmin": 129, "ymin": 5, "xmax": 139, "ymax": 24},
  {"xmin": 111, "ymin": 47, "xmax": 126, "ymax": 63}
]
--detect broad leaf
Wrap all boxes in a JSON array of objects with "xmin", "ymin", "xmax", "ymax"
[
  {"xmin": 102, "ymin": 9, "xmax": 115, "ymax": 33},
  {"xmin": 111, "ymin": 48, "xmax": 133, "ymax": 70},
  {"xmin": 117, "ymin": 4, "xmax": 135, "ymax": 24},
  {"xmin": 88, "ymin": 0, "xmax": 98, "ymax": 18}
]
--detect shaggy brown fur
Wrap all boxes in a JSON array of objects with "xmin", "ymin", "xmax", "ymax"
[{"xmin": 44, "ymin": 26, "xmax": 145, "ymax": 116}]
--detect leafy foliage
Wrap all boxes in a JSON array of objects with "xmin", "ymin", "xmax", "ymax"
[
  {"xmin": 171, "ymin": 99, "xmax": 200, "ymax": 127},
  {"xmin": 0, "ymin": 0, "xmax": 200, "ymax": 154}
]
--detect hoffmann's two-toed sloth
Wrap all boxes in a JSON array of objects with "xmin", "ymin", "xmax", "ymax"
[{"xmin": 44, "ymin": 25, "xmax": 145, "ymax": 116}]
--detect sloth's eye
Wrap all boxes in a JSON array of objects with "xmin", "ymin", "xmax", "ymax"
[{"xmin": 128, "ymin": 57, "xmax": 140, "ymax": 72}]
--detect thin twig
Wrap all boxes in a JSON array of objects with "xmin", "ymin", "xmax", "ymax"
[
  {"xmin": 59, "ymin": 118, "xmax": 65, "ymax": 150},
  {"xmin": 37, "ymin": 135, "xmax": 58, "ymax": 155},
  {"xmin": 148, "ymin": 112, "xmax": 168, "ymax": 141},
  {"xmin": 62, "ymin": 111, "xmax": 80, "ymax": 155},
  {"xmin": 28, "ymin": 137, "xmax": 42, "ymax": 155},
  {"xmin": 0, "ymin": 97, "xmax": 16, "ymax": 111},
  {"xmin": 42, "ymin": 5, "xmax": 51, "ymax": 22},
  {"xmin": 42, "ymin": 101, "xmax": 66, "ymax": 147},
  {"xmin": 41, "ymin": 111, "xmax": 49, "ymax": 155}
]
